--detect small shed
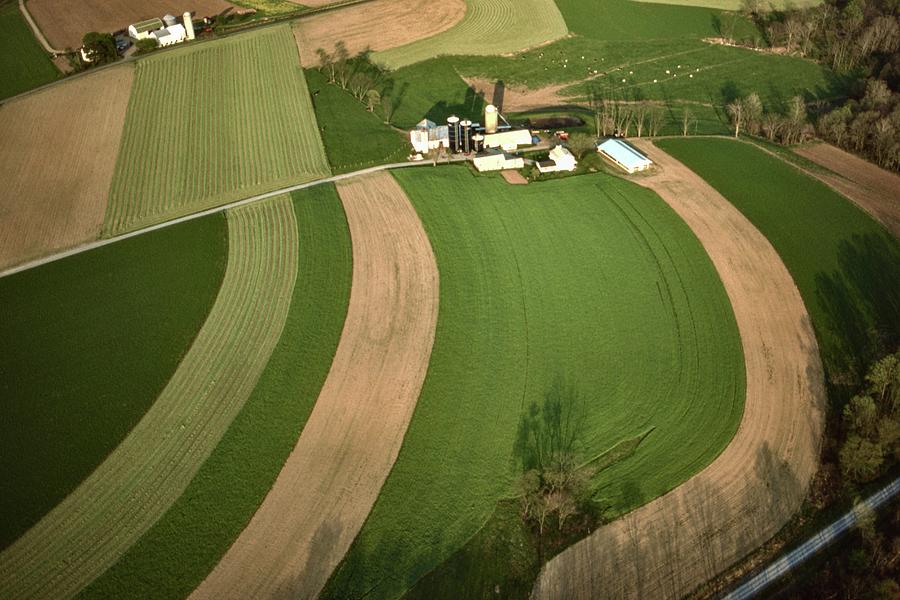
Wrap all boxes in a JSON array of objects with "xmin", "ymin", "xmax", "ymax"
[
  {"xmin": 473, "ymin": 148, "xmax": 524, "ymax": 172},
  {"xmin": 128, "ymin": 18, "xmax": 164, "ymax": 40},
  {"xmin": 597, "ymin": 139, "xmax": 652, "ymax": 174},
  {"xmin": 537, "ymin": 145, "xmax": 578, "ymax": 174}
]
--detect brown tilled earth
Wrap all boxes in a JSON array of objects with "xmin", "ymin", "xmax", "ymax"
[
  {"xmin": 26, "ymin": 0, "xmax": 236, "ymax": 49},
  {"xmin": 0, "ymin": 66, "xmax": 133, "ymax": 271},
  {"xmin": 464, "ymin": 76, "xmax": 570, "ymax": 112},
  {"xmin": 190, "ymin": 171, "xmax": 439, "ymax": 600},
  {"xmin": 532, "ymin": 140, "xmax": 826, "ymax": 599},
  {"xmin": 293, "ymin": 0, "xmax": 466, "ymax": 67},
  {"xmin": 500, "ymin": 169, "xmax": 528, "ymax": 184},
  {"xmin": 794, "ymin": 143, "xmax": 900, "ymax": 238}
]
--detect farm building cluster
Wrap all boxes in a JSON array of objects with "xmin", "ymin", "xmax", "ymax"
[
  {"xmin": 409, "ymin": 104, "xmax": 652, "ymax": 175},
  {"xmin": 129, "ymin": 13, "xmax": 196, "ymax": 47}
]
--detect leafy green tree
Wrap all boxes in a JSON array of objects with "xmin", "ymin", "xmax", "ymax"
[
  {"xmin": 135, "ymin": 38, "xmax": 159, "ymax": 54},
  {"xmin": 81, "ymin": 32, "xmax": 117, "ymax": 64},
  {"xmin": 840, "ymin": 435, "xmax": 884, "ymax": 482}
]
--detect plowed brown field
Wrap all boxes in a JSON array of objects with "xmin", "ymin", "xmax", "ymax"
[
  {"xmin": 532, "ymin": 140, "xmax": 826, "ymax": 600},
  {"xmin": 293, "ymin": 0, "xmax": 465, "ymax": 67},
  {"xmin": 27, "ymin": 0, "xmax": 236, "ymax": 49},
  {"xmin": 191, "ymin": 172, "xmax": 439, "ymax": 600},
  {"xmin": 795, "ymin": 143, "xmax": 900, "ymax": 238},
  {"xmin": 0, "ymin": 66, "xmax": 132, "ymax": 270}
]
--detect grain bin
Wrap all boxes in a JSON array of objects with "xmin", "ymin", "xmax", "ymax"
[
  {"xmin": 447, "ymin": 116, "xmax": 461, "ymax": 152},
  {"xmin": 163, "ymin": 14, "xmax": 177, "ymax": 27},
  {"xmin": 460, "ymin": 120, "xmax": 472, "ymax": 153},
  {"xmin": 484, "ymin": 104, "xmax": 499, "ymax": 134},
  {"xmin": 472, "ymin": 134, "xmax": 484, "ymax": 153}
]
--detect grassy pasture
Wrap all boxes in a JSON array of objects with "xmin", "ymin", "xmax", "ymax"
[
  {"xmin": 104, "ymin": 25, "xmax": 330, "ymax": 236},
  {"xmin": 0, "ymin": 215, "xmax": 227, "ymax": 550},
  {"xmin": 305, "ymin": 69, "xmax": 409, "ymax": 172},
  {"xmin": 658, "ymin": 138, "xmax": 900, "ymax": 389},
  {"xmin": 79, "ymin": 184, "xmax": 352, "ymax": 600},
  {"xmin": 324, "ymin": 166, "xmax": 744, "ymax": 599},
  {"xmin": 0, "ymin": 1, "xmax": 58, "ymax": 100},
  {"xmin": 372, "ymin": 0, "xmax": 568, "ymax": 70}
]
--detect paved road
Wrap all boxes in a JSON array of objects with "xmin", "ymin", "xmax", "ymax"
[
  {"xmin": 722, "ymin": 476, "xmax": 900, "ymax": 600},
  {"xmin": 0, "ymin": 158, "xmax": 468, "ymax": 280}
]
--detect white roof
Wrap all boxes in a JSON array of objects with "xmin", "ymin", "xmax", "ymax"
[
  {"xmin": 550, "ymin": 145, "xmax": 574, "ymax": 161},
  {"xmin": 415, "ymin": 119, "xmax": 436, "ymax": 130},
  {"xmin": 598, "ymin": 139, "xmax": 651, "ymax": 169}
]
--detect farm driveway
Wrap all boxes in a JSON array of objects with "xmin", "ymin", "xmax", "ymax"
[
  {"xmin": 794, "ymin": 143, "xmax": 900, "ymax": 239},
  {"xmin": 532, "ymin": 140, "xmax": 826, "ymax": 599},
  {"xmin": 0, "ymin": 66, "xmax": 132, "ymax": 271},
  {"xmin": 293, "ymin": 0, "xmax": 466, "ymax": 67},
  {"xmin": 0, "ymin": 197, "xmax": 298, "ymax": 600},
  {"xmin": 191, "ymin": 172, "xmax": 439, "ymax": 599}
]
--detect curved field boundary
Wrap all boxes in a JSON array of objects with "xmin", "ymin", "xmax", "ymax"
[
  {"xmin": 532, "ymin": 140, "xmax": 826, "ymax": 599},
  {"xmin": 103, "ymin": 26, "xmax": 330, "ymax": 236},
  {"xmin": 191, "ymin": 172, "xmax": 439, "ymax": 600},
  {"xmin": 293, "ymin": 0, "xmax": 466, "ymax": 68},
  {"xmin": 0, "ymin": 196, "xmax": 299, "ymax": 600},
  {"xmin": 372, "ymin": 0, "xmax": 569, "ymax": 70},
  {"xmin": 793, "ymin": 143, "xmax": 900, "ymax": 239}
]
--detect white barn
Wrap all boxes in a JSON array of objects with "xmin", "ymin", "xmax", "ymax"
[
  {"xmin": 473, "ymin": 148, "xmax": 524, "ymax": 172},
  {"xmin": 483, "ymin": 128, "xmax": 533, "ymax": 152},
  {"xmin": 410, "ymin": 119, "xmax": 450, "ymax": 154},
  {"xmin": 597, "ymin": 139, "xmax": 652, "ymax": 173},
  {"xmin": 128, "ymin": 18, "xmax": 164, "ymax": 40},
  {"xmin": 151, "ymin": 24, "xmax": 187, "ymax": 47},
  {"xmin": 536, "ymin": 145, "xmax": 577, "ymax": 174}
]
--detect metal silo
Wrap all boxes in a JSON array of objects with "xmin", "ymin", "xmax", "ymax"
[
  {"xmin": 447, "ymin": 116, "xmax": 460, "ymax": 153},
  {"xmin": 472, "ymin": 134, "xmax": 484, "ymax": 153},
  {"xmin": 484, "ymin": 104, "xmax": 499, "ymax": 134},
  {"xmin": 460, "ymin": 120, "xmax": 472, "ymax": 153}
]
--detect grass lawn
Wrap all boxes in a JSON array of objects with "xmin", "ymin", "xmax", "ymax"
[
  {"xmin": 373, "ymin": 0, "xmax": 568, "ymax": 70},
  {"xmin": 323, "ymin": 166, "xmax": 744, "ymax": 598},
  {"xmin": 78, "ymin": 184, "xmax": 352, "ymax": 600},
  {"xmin": 0, "ymin": 0, "xmax": 58, "ymax": 100},
  {"xmin": 658, "ymin": 137, "xmax": 900, "ymax": 388},
  {"xmin": 104, "ymin": 25, "xmax": 330, "ymax": 236},
  {"xmin": 305, "ymin": 68, "xmax": 409, "ymax": 173},
  {"xmin": 0, "ymin": 215, "xmax": 227, "ymax": 550}
]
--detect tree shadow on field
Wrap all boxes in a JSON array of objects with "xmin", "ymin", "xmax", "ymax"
[
  {"xmin": 277, "ymin": 519, "xmax": 344, "ymax": 600},
  {"xmin": 814, "ymin": 232, "xmax": 900, "ymax": 393},
  {"xmin": 425, "ymin": 86, "xmax": 487, "ymax": 125}
]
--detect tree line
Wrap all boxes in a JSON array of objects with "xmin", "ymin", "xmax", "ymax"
[{"xmin": 315, "ymin": 42, "xmax": 392, "ymax": 119}]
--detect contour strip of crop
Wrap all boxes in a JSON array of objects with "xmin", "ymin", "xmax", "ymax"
[
  {"xmin": 0, "ymin": 196, "xmax": 299, "ymax": 600},
  {"xmin": 103, "ymin": 26, "xmax": 329, "ymax": 236},
  {"xmin": 373, "ymin": 0, "xmax": 569, "ymax": 70}
]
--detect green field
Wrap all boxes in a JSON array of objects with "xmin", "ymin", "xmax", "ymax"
[
  {"xmin": 305, "ymin": 69, "xmax": 409, "ymax": 173},
  {"xmin": 80, "ymin": 184, "xmax": 353, "ymax": 600},
  {"xmin": 373, "ymin": 0, "xmax": 569, "ymax": 70},
  {"xmin": 0, "ymin": 1, "xmax": 58, "ymax": 100},
  {"xmin": 324, "ymin": 166, "xmax": 744, "ymax": 598},
  {"xmin": 104, "ymin": 25, "xmax": 330, "ymax": 236},
  {"xmin": 632, "ymin": 0, "xmax": 820, "ymax": 10},
  {"xmin": 0, "ymin": 216, "xmax": 227, "ymax": 550},
  {"xmin": 658, "ymin": 138, "xmax": 900, "ymax": 387}
]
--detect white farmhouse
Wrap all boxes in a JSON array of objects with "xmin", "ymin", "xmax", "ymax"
[
  {"xmin": 597, "ymin": 139, "xmax": 652, "ymax": 173},
  {"xmin": 409, "ymin": 119, "xmax": 450, "ymax": 154},
  {"xmin": 473, "ymin": 148, "xmax": 525, "ymax": 172},
  {"xmin": 128, "ymin": 18, "xmax": 164, "ymax": 40},
  {"xmin": 151, "ymin": 24, "xmax": 187, "ymax": 47},
  {"xmin": 536, "ymin": 145, "xmax": 578, "ymax": 174}
]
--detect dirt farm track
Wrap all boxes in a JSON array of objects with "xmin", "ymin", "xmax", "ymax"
[
  {"xmin": 192, "ymin": 172, "xmax": 440, "ymax": 599},
  {"xmin": 532, "ymin": 141, "xmax": 826, "ymax": 599}
]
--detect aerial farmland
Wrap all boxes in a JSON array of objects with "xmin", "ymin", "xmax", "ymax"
[{"xmin": 0, "ymin": 0, "xmax": 898, "ymax": 599}]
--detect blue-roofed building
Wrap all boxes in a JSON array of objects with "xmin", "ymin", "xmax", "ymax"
[{"xmin": 597, "ymin": 139, "xmax": 653, "ymax": 174}]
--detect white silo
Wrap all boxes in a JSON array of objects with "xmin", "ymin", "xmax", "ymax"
[
  {"xmin": 484, "ymin": 104, "xmax": 499, "ymax": 134},
  {"xmin": 183, "ymin": 12, "xmax": 195, "ymax": 40}
]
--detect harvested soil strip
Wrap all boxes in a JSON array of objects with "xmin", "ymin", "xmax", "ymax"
[
  {"xmin": 500, "ymin": 169, "xmax": 528, "ymax": 184},
  {"xmin": 794, "ymin": 143, "xmax": 900, "ymax": 238},
  {"xmin": 0, "ymin": 196, "xmax": 298, "ymax": 600},
  {"xmin": 532, "ymin": 140, "xmax": 826, "ymax": 599},
  {"xmin": 293, "ymin": 0, "xmax": 466, "ymax": 67},
  {"xmin": 26, "ymin": 0, "xmax": 236, "ymax": 50},
  {"xmin": 191, "ymin": 172, "xmax": 439, "ymax": 600},
  {"xmin": 0, "ymin": 66, "xmax": 132, "ymax": 271}
]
